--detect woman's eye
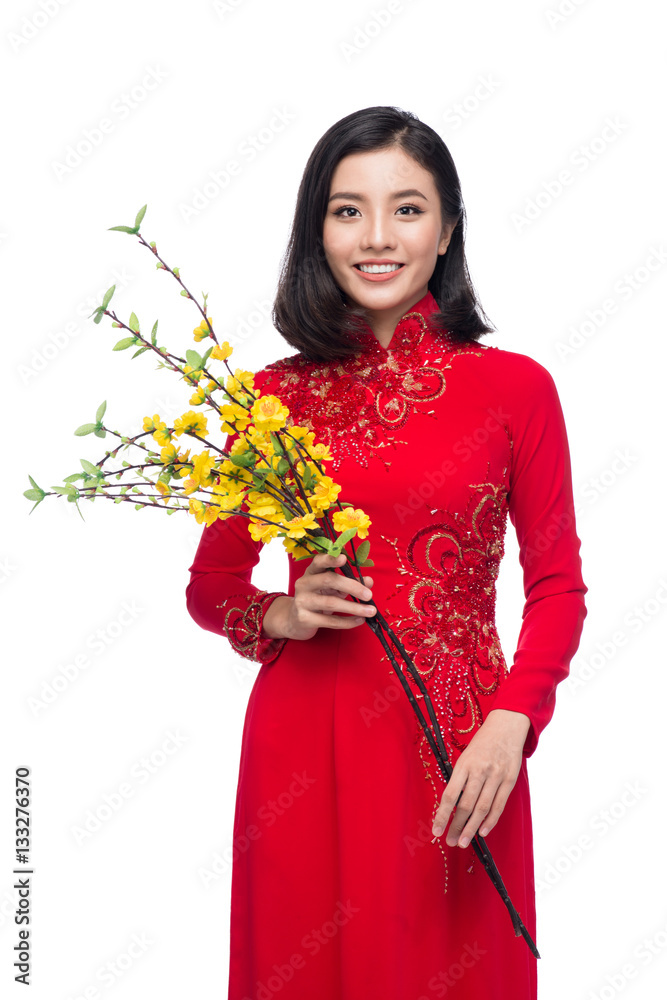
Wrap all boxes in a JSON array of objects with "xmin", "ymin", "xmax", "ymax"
[{"xmin": 333, "ymin": 204, "xmax": 423, "ymax": 217}]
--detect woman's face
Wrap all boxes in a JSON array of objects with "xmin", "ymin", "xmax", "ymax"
[{"xmin": 322, "ymin": 146, "xmax": 454, "ymax": 320}]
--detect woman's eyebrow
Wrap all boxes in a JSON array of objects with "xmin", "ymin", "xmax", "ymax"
[{"xmin": 328, "ymin": 189, "xmax": 429, "ymax": 203}]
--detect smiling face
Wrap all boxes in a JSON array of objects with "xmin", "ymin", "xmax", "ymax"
[{"xmin": 322, "ymin": 146, "xmax": 455, "ymax": 341}]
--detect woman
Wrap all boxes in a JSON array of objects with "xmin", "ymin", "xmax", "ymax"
[{"xmin": 186, "ymin": 105, "xmax": 587, "ymax": 1000}]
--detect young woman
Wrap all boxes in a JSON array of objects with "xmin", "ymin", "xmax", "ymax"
[{"xmin": 186, "ymin": 105, "xmax": 587, "ymax": 1000}]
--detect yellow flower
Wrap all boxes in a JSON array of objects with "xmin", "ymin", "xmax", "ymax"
[
  {"xmin": 282, "ymin": 535, "xmax": 314, "ymax": 560},
  {"xmin": 193, "ymin": 316, "xmax": 213, "ymax": 341},
  {"xmin": 142, "ymin": 415, "xmax": 156, "ymax": 433},
  {"xmin": 280, "ymin": 511, "xmax": 318, "ymax": 540},
  {"xmin": 248, "ymin": 519, "xmax": 281, "ymax": 543},
  {"xmin": 151, "ymin": 416, "xmax": 172, "ymax": 446},
  {"xmin": 309, "ymin": 476, "xmax": 341, "ymax": 511},
  {"xmin": 220, "ymin": 402, "xmax": 251, "ymax": 436},
  {"xmin": 189, "ymin": 385, "xmax": 207, "ymax": 406},
  {"xmin": 190, "ymin": 449, "xmax": 216, "ymax": 487},
  {"xmin": 174, "ymin": 448, "xmax": 191, "ymax": 473},
  {"xmin": 332, "ymin": 507, "xmax": 371, "ymax": 541},
  {"xmin": 160, "ymin": 443, "xmax": 179, "ymax": 465},
  {"xmin": 174, "ymin": 410, "xmax": 208, "ymax": 438},
  {"xmin": 188, "ymin": 498, "xmax": 219, "ymax": 526},
  {"xmin": 155, "ymin": 481, "xmax": 171, "ymax": 502},
  {"xmin": 210, "ymin": 341, "xmax": 233, "ymax": 361},
  {"xmin": 307, "ymin": 441, "xmax": 334, "ymax": 463},
  {"xmin": 225, "ymin": 368, "xmax": 255, "ymax": 396},
  {"xmin": 251, "ymin": 394, "xmax": 289, "ymax": 433}
]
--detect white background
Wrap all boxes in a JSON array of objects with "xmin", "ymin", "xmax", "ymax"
[{"xmin": 2, "ymin": 1, "xmax": 666, "ymax": 997}]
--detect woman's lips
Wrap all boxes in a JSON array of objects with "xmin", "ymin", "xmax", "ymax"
[{"xmin": 353, "ymin": 263, "xmax": 405, "ymax": 282}]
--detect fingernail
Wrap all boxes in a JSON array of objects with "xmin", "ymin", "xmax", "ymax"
[
  {"xmin": 459, "ymin": 836, "xmax": 470, "ymax": 848},
  {"xmin": 432, "ymin": 824, "xmax": 444, "ymax": 837}
]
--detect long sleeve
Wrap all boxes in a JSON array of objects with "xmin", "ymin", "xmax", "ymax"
[
  {"xmin": 185, "ymin": 407, "xmax": 289, "ymax": 665},
  {"xmin": 489, "ymin": 355, "xmax": 587, "ymax": 756}
]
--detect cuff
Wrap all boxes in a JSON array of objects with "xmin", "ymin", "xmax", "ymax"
[{"xmin": 218, "ymin": 590, "xmax": 289, "ymax": 665}]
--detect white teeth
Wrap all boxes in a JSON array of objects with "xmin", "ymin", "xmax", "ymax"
[{"xmin": 357, "ymin": 263, "xmax": 402, "ymax": 273}]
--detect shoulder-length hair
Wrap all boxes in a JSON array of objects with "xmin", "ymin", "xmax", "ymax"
[{"xmin": 272, "ymin": 105, "xmax": 496, "ymax": 362}]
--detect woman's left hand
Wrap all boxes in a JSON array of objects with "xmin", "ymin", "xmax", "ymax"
[{"xmin": 431, "ymin": 709, "xmax": 532, "ymax": 846}]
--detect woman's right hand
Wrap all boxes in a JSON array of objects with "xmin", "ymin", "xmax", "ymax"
[{"xmin": 262, "ymin": 552, "xmax": 376, "ymax": 642}]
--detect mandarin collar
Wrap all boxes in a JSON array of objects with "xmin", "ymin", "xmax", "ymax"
[{"xmin": 348, "ymin": 289, "xmax": 443, "ymax": 354}]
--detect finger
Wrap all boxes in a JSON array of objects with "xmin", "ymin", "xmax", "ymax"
[
  {"xmin": 450, "ymin": 786, "xmax": 500, "ymax": 848},
  {"xmin": 443, "ymin": 780, "xmax": 485, "ymax": 845},
  {"xmin": 431, "ymin": 773, "xmax": 468, "ymax": 837},
  {"xmin": 477, "ymin": 781, "xmax": 514, "ymax": 838}
]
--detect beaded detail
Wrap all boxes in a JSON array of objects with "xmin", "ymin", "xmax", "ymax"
[
  {"xmin": 379, "ymin": 468, "xmax": 511, "ymax": 844},
  {"xmin": 216, "ymin": 590, "xmax": 288, "ymax": 664},
  {"xmin": 264, "ymin": 310, "xmax": 488, "ymax": 472}
]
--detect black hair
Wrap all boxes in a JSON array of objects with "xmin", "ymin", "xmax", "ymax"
[{"xmin": 272, "ymin": 105, "xmax": 496, "ymax": 362}]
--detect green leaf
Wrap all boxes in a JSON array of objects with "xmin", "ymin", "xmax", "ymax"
[
  {"xmin": 114, "ymin": 497, "xmax": 123, "ymax": 503},
  {"xmin": 94, "ymin": 426, "xmax": 106, "ymax": 438},
  {"xmin": 276, "ymin": 457, "xmax": 289, "ymax": 476},
  {"xmin": 355, "ymin": 539, "xmax": 370, "ymax": 563},
  {"xmin": 51, "ymin": 485, "xmax": 78, "ymax": 497},
  {"xmin": 92, "ymin": 308, "xmax": 105, "ymax": 325},
  {"xmin": 134, "ymin": 503, "xmax": 143, "ymax": 510},
  {"xmin": 180, "ymin": 289, "xmax": 189, "ymax": 297},
  {"xmin": 108, "ymin": 225, "xmax": 137, "ymax": 234},
  {"xmin": 131, "ymin": 346, "xmax": 150, "ymax": 359},
  {"xmin": 134, "ymin": 204, "xmax": 147, "ymax": 229},
  {"xmin": 201, "ymin": 345, "xmax": 213, "ymax": 366},
  {"xmin": 80, "ymin": 458, "xmax": 101, "ymax": 476},
  {"xmin": 330, "ymin": 527, "xmax": 358, "ymax": 555},
  {"xmin": 112, "ymin": 336, "xmax": 137, "ymax": 351},
  {"xmin": 23, "ymin": 489, "xmax": 44, "ymax": 501},
  {"xmin": 96, "ymin": 400, "xmax": 107, "ymax": 422},
  {"xmin": 74, "ymin": 422, "xmax": 97, "ymax": 436},
  {"xmin": 172, "ymin": 266, "xmax": 180, "ymax": 278},
  {"xmin": 269, "ymin": 432, "xmax": 285, "ymax": 456},
  {"xmin": 101, "ymin": 285, "xmax": 116, "ymax": 310},
  {"xmin": 360, "ymin": 558, "xmax": 374, "ymax": 567},
  {"xmin": 28, "ymin": 475, "xmax": 42, "ymax": 492},
  {"xmin": 186, "ymin": 349, "xmax": 203, "ymax": 369},
  {"xmin": 128, "ymin": 312, "xmax": 140, "ymax": 333},
  {"xmin": 151, "ymin": 320, "xmax": 158, "ymax": 346},
  {"xmin": 63, "ymin": 473, "xmax": 85, "ymax": 483}
]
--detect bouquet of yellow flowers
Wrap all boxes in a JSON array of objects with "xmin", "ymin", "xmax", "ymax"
[{"xmin": 23, "ymin": 205, "xmax": 538, "ymax": 958}]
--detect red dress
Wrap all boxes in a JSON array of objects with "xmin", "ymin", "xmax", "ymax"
[{"xmin": 186, "ymin": 289, "xmax": 587, "ymax": 1000}]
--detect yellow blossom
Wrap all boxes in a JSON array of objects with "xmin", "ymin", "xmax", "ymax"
[
  {"xmin": 189, "ymin": 385, "xmax": 207, "ymax": 406},
  {"xmin": 248, "ymin": 519, "xmax": 281, "ymax": 543},
  {"xmin": 210, "ymin": 341, "xmax": 233, "ymax": 361},
  {"xmin": 193, "ymin": 316, "xmax": 213, "ymax": 342},
  {"xmin": 173, "ymin": 410, "xmax": 208, "ymax": 438},
  {"xmin": 282, "ymin": 535, "xmax": 314, "ymax": 560},
  {"xmin": 309, "ymin": 476, "xmax": 341, "ymax": 511},
  {"xmin": 307, "ymin": 441, "xmax": 334, "ymax": 463},
  {"xmin": 279, "ymin": 511, "xmax": 318, "ymax": 540},
  {"xmin": 188, "ymin": 498, "xmax": 219, "ymax": 526},
  {"xmin": 160, "ymin": 443, "xmax": 179, "ymax": 465},
  {"xmin": 155, "ymin": 481, "xmax": 171, "ymax": 502},
  {"xmin": 225, "ymin": 368, "xmax": 255, "ymax": 396},
  {"xmin": 151, "ymin": 416, "xmax": 172, "ymax": 446},
  {"xmin": 220, "ymin": 402, "xmax": 251, "ymax": 435},
  {"xmin": 251, "ymin": 394, "xmax": 289, "ymax": 433},
  {"xmin": 142, "ymin": 415, "xmax": 156, "ymax": 433},
  {"xmin": 332, "ymin": 507, "xmax": 371, "ymax": 541},
  {"xmin": 190, "ymin": 449, "xmax": 216, "ymax": 487}
]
